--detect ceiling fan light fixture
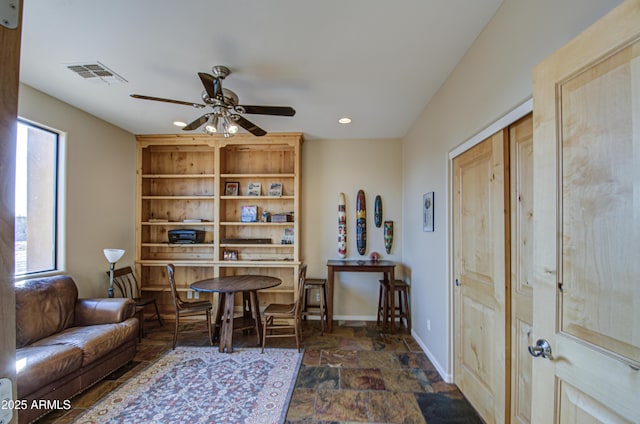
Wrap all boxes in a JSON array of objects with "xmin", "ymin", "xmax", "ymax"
[
  {"xmin": 221, "ymin": 116, "xmax": 239, "ymax": 138},
  {"xmin": 202, "ymin": 114, "xmax": 238, "ymax": 137},
  {"xmin": 173, "ymin": 121, "xmax": 187, "ymax": 128},
  {"xmin": 204, "ymin": 115, "xmax": 219, "ymax": 135}
]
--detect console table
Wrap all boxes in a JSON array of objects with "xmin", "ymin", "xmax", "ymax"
[{"xmin": 326, "ymin": 259, "xmax": 397, "ymax": 333}]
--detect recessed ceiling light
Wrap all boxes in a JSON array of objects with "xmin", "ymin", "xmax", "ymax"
[
  {"xmin": 338, "ymin": 117, "xmax": 352, "ymax": 124},
  {"xmin": 173, "ymin": 121, "xmax": 187, "ymax": 128}
]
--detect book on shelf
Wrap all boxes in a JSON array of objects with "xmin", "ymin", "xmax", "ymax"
[{"xmin": 221, "ymin": 238, "xmax": 271, "ymax": 244}]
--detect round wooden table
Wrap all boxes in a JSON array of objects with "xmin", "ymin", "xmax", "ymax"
[{"xmin": 190, "ymin": 275, "xmax": 281, "ymax": 353}]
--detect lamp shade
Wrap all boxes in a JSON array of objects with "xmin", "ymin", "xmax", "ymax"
[{"xmin": 103, "ymin": 248, "xmax": 125, "ymax": 263}]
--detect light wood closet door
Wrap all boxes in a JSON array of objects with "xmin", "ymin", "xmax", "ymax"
[
  {"xmin": 453, "ymin": 129, "xmax": 508, "ymax": 424},
  {"xmin": 509, "ymin": 114, "xmax": 533, "ymax": 424},
  {"xmin": 532, "ymin": 0, "xmax": 640, "ymax": 422}
]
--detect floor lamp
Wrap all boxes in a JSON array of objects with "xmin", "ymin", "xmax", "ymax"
[{"xmin": 103, "ymin": 248, "xmax": 125, "ymax": 298}]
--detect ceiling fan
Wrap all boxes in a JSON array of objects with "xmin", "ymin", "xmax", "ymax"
[{"xmin": 130, "ymin": 66, "xmax": 296, "ymax": 137}]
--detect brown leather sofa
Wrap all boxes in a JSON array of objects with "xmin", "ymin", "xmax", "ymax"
[{"xmin": 15, "ymin": 275, "xmax": 139, "ymax": 423}]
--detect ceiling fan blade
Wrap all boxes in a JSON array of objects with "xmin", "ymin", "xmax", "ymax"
[
  {"xmin": 198, "ymin": 72, "xmax": 223, "ymax": 100},
  {"xmin": 232, "ymin": 115, "xmax": 267, "ymax": 136},
  {"xmin": 238, "ymin": 105, "xmax": 296, "ymax": 116},
  {"xmin": 183, "ymin": 114, "xmax": 211, "ymax": 131},
  {"xmin": 198, "ymin": 73, "xmax": 215, "ymax": 99},
  {"xmin": 130, "ymin": 94, "xmax": 205, "ymax": 109}
]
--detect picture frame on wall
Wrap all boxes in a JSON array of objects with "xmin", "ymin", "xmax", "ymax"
[
  {"xmin": 423, "ymin": 191, "xmax": 434, "ymax": 232},
  {"xmin": 224, "ymin": 181, "xmax": 239, "ymax": 196}
]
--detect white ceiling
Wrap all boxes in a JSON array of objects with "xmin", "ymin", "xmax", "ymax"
[{"xmin": 19, "ymin": 0, "xmax": 502, "ymax": 140}]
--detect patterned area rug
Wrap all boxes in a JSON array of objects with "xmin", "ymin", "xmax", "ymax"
[{"xmin": 75, "ymin": 347, "xmax": 303, "ymax": 424}]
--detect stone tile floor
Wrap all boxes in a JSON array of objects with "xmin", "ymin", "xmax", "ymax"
[{"xmin": 37, "ymin": 319, "xmax": 482, "ymax": 423}]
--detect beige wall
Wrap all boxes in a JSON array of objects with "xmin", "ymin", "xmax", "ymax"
[
  {"xmin": 302, "ymin": 138, "xmax": 403, "ymax": 319},
  {"xmin": 18, "ymin": 84, "xmax": 136, "ymax": 297},
  {"xmin": 402, "ymin": 0, "xmax": 623, "ymax": 380}
]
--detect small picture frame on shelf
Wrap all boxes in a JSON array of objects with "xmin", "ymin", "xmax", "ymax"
[
  {"xmin": 247, "ymin": 182, "xmax": 261, "ymax": 196},
  {"xmin": 268, "ymin": 182, "xmax": 283, "ymax": 197},
  {"xmin": 223, "ymin": 249, "xmax": 238, "ymax": 261},
  {"xmin": 224, "ymin": 181, "xmax": 239, "ymax": 196},
  {"xmin": 282, "ymin": 227, "xmax": 294, "ymax": 244},
  {"xmin": 241, "ymin": 205, "xmax": 258, "ymax": 222}
]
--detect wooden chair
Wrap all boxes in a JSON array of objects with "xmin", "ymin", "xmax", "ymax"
[
  {"xmin": 261, "ymin": 264, "xmax": 307, "ymax": 352},
  {"xmin": 110, "ymin": 266, "xmax": 163, "ymax": 338},
  {"xmin": 166, "ymin": 264, "xmax": 213, "ymax": 350},
  {"xmin": 300, "ymin": 277, "xmax": 328, "ymax": 335},
  {"xmin": 377, "ymin": 279, "xmax": 411, "ymax": 333}
]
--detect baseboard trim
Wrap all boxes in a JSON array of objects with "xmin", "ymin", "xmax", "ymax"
[
  {"xmin": 411, "ymin": 330, "xmax": 453, "ymax": 383},
  {"xmin": 333, "ymin": 315, "xmax": 377, "ymax": 322}
]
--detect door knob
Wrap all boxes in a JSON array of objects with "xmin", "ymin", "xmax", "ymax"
[{"xmin": 528, "ymin": 338, "xmax": 553, "ymax": 360}]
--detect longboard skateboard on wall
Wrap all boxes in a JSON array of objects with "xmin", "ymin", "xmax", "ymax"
[
  {"xmin": 356, "ymin": 189, "xmax": 366, "ymax": 255},
  {"xmin": 374, "ymin": 195, "xmax": 383, "ymax": 227},
  {"xmin": 338, "ymin": 192, "xmax": 347, "ymax": 258}
]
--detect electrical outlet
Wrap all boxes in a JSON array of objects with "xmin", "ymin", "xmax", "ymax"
[
  {"xmin": 187, "ymin": 291, "xmax": 193, "ymax": 299},
  {"xmin": 315, "ymin": 291, "xmax": 321, "ymax": 303},
  {"xmin": 427, "ymin": 319, "xmax": 431, "ymax": 331},
  {"xmin": 194, "ymin": 291, "xmax": 199, "ymax": 299}
]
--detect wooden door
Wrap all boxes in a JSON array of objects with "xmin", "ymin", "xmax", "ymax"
[
  {"xmin": 0, "ymin": 2, "xmax": 22, "ymax": 423},
  {"xmin": 453, "ymin": 129, "xmax": 508, "ymax": 424},
  {"xmin": 532, "ymin": 0, "xmax": 640, "ymax": 422},
  {"xmin": 509, "ymin": 114, "xmax": 534, "ymax": 424}
]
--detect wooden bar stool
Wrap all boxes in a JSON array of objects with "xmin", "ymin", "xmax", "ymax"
[
  {"xmin": 301, "ymin": 277, "xmax": 328, "ymax": 335},
  {"xmin": 377, "ymin": 279, "xmax": 411, "ymax": 332}
]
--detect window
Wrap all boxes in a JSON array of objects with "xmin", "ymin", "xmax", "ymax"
[{"xmin": 15, "ymin": 120, "xmax": 60, "ymax": 276}]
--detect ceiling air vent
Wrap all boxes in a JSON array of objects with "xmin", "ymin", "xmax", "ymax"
[{"xmin": 65, "ymin": 62, "xmax": 127, "ymax": 85}]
